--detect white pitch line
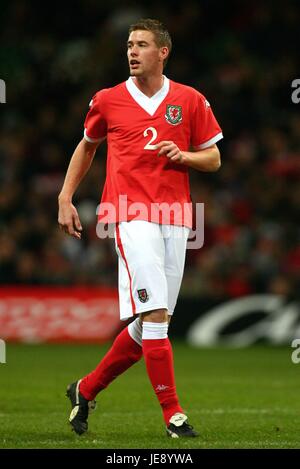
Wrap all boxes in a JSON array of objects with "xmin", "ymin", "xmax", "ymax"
[{"xmin": 192, "ymin": 408, "xmax": 295, "ymax": 414}]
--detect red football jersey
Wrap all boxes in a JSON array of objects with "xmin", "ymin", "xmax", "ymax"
[{"xmin": 84, "ymin": 76, "xmax": 223, "ymax": 228}]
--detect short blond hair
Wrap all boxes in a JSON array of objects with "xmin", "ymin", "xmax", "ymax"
[{"xmin": 128, "ymin": 18, "xmax": 172, "ymax": 66}]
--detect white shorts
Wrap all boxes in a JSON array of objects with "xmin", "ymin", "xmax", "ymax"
[{"xmin": 114, "ymin": 220, "xmax": 189, "ymax": 321}]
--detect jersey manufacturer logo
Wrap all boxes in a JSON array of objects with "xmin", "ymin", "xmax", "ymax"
[
  {"xmin": 165, "ymin": 104, "xmax": 182, "ymax": 125},
  {"xmin": 156, "ymin": 384, "xmax": 169, "ymax": 391},
  {"xmin": 137, "ymin": 289, "xmax": 149, "ymax": 303}
]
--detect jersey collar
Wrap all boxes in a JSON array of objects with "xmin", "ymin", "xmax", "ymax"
[{"xmin": 125, "ymin": 75, "xmax": 170, "ymax": 116}]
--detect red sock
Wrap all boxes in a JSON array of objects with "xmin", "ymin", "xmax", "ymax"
[
  {"xmin": 142, "ymin": 338, "xmax": 183, "ymax": 425},
  {"xmin": 79, "ymin": 326, "xmax": 142, "ymax": 400}
]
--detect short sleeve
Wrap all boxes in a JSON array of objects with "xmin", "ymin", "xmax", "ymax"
[
  {"xmin": 83, "ymin": 91, "xmax": 107, "ymax": 143},
  {"xmin": 190, "ymin": 92, "xmax": 223, "ymax": 149}
]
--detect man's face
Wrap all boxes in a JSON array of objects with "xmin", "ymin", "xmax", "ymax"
[{"xmin": 127, "ymin": 30, "xmax": 168, "ymax": 77}]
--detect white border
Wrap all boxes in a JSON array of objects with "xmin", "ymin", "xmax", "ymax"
[
  {"xmin": 196, "ymin": 132, "xmax": 223, "ymax": 150},
  {"xmin": 83, "ymin": 128, "xmax": 103, "ymax": 143}
]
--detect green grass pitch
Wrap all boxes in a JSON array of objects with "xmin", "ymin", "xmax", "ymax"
[{"xmin": 0, "ymin": 341, "xmax": 299, "ymax": 449}]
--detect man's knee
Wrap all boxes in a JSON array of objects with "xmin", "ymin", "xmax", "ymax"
[{"xmin": 141, "ymin": 308, "xmax": 168, "ymax": 323}]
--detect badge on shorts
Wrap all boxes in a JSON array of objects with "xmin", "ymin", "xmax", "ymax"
[
  {"xmin": 165, "ymin": 104, "xmax": 182, "ymax": 125},
  {"xmin": 137, "ymin": 289, "xmax": 149, "ymax": 303}
]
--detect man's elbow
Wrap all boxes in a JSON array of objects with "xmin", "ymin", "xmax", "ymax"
[{"xmin": 209, "ymin": 148, "xmax": 221, "ymax": 171}]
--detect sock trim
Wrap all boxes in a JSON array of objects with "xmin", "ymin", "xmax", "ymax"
[
  {"xmin": 142, "ymin": 321, "xmax": 168, "ymax": 340},
  {"xmin": 128, "ymin": 318, "xmax": 142, "ymax": 346}
]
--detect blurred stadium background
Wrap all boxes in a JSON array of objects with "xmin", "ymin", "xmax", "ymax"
[{"xmin": 0, "ymin": 0, "xmax": 300, "ymax": 449}]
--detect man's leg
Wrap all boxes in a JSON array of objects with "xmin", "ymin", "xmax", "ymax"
[
  {"xmin": 141, "ymin": 308, "xmax": 183, "ymax": 424},
  {"xmin": 66, "ymin": 318, "xmax": 143, "ymax": 435},
  {"xmin": 79, "ymin": 318, "xmax": 143, "ymax": 400},
  {"xmin": 141, "ymin": 308, "xmax": 198, "ymax": 437}
]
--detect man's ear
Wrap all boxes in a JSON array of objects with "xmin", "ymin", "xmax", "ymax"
[{"xmin": 160, "ymin": 46, "xmax": 169, "ymax": 61}]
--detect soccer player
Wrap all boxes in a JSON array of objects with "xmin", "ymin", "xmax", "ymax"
[{"xmin": 58, "ymin": 18, "xmax": 223, "ymax": 438}]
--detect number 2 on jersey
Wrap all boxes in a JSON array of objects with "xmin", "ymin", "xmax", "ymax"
[{"xmin": 143, "ymin": 127, "xmax": 158, "ymax": 150}]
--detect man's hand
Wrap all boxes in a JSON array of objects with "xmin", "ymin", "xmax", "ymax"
[
  {"xmin": 156, "ymin": 142, "xmax": 221, "ymax": 172},
  {"xmin": 58, "ymin": 198, "xmax": 82, "ymax": 239},
  {"xmin": 156, "ymin": 141, "xmax": 184, "ymax": 163}
]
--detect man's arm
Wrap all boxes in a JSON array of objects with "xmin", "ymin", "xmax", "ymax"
[
  {"xmin": 156, "ymin": 141, "xmax": 221, "ymax": 172},
  {"xmin": 58, "ymin": 137, "xmax": 105, "ymax": 238},
  {"xmin": 181, "ymin": 144, "xmax": 221, "ymax": 171}
]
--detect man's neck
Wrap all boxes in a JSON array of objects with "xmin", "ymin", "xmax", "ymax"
[{"xmin": 132, "ymin": 75, "xmax": 164, "ymax": 98}]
